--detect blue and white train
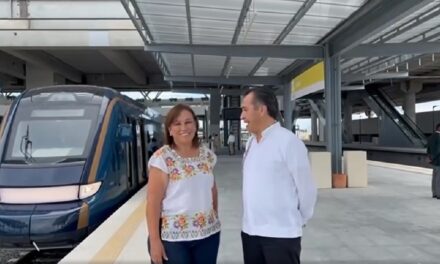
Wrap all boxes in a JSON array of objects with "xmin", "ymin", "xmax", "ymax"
[{"xmin": 0, "ymin": 85, "xmax": 161, "ymax": 249}]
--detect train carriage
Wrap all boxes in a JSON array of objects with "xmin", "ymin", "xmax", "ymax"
[{"xmin": 0, "ymin": 85, "xmax": 161, "ymax": 249}]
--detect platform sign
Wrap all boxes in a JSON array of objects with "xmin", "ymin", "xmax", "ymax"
[{"xmin": 291, "ymin": 61, "xmax": 324, "ymax": 100}]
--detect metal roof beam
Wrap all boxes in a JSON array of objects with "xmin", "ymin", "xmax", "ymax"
[
  {"xmin": 345, "ymin": 29, "xmax": 440, "ymax": 73},
  {"xmin": 341, "ymin": 5, "xmax": 440, "ymax": 70},
  {"xmin": 345, "ymin": 42, "xmax": 440, "ymax": 58},
  {"xmin": 171, "ymin": 88, "xmax": 244, "ymax": 96},
  {"xmin": 326, "ymin": 0, "xmax": 432, "ymax": 56},
  {"xmin": 342, "ymin": 72, "xmax": 409, "ymax": 83},
  {"xmin": 249, "ymin": 0, "xmax": 316, "ymax": 76},
  {"xmin": 164, "ymin": 76, "xmax": 282, "ymax": 85},
  {"xmin": 184, "ymin": 0, "xmax": 195, "ymax": 77},
  {"xmin": 221, "ymin": 0, "xmax": 253, "ymax": 76},
  {"xmin": 145, "ymin": 44, "xmax": 323, "ymax": 59},
  {"xmin": 121, "ymin": 0, "xmax": 170, "ymax": 75}
]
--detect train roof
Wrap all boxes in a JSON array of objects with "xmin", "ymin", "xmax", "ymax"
[{"xmin": 20, "ymin": 85, "xmax": 149, "ymax": 111}]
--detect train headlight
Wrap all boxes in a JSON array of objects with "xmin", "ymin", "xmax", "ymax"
[{"xmin": 79, "ymin": 182, "xmax": 102, "ymax": 199}]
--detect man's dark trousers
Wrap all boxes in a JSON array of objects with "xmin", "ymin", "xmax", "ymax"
[{"xmin": 241, "ymin": 231, "xmax": 301, "ymax": 264}]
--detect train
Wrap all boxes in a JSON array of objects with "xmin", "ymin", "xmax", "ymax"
[{"xmin": 0, "ymin": 85, "xmax": 162, "ymax": 250}]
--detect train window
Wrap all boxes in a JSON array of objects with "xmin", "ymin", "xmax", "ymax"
[
  {"xmin": 3, "ymin": 93, "xmax": 103, "ymax": 164},
  {"xmin": 31, "ymin": 109, "xmax": 85, "ymax": 118},
  {"xmin": 11, "ymin": 119, "xmax": 92, "ymax": 157}
]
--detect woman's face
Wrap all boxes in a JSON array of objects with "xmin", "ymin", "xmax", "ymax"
[{"xmin": 169, "ymin": 110, "xmax": 197, "ymax": 146}]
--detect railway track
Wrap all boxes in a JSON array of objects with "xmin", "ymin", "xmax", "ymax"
[{"xmin": 7, "ymin": 249, "xmax": 71, "ymax": 264}]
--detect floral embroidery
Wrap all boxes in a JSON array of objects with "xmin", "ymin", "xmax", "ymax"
[
  {"xmin": 183, "ymin": 164, "xmax": 196, "ymax": 176},
  {"xmin": 206, "ymin": 152, "xmax": 215, "ymax": 169},
  {"xmin": 169, "ymin": 168, "xmax": 181, "ymax": 181},
  {"xmin": 154, "ymin": 145, "xmax": 215, "ymax": 182},
  {"xmin": 153, "ymin": 145, "xmax": 220, "ymax": 241},
  {"xmin": 192, "ymin": 212, "xmax": 207, "ymax": 229},
  {"xmin": 161, "ymin": 210, "xmax": 221, "ymax": 241},
  {"xmin": 197, "ymin": 162, "xmax": 210, "ymax": 173},
  {"xmin": 161, "ymin": 216, "xmax": 169, "ymax": 230},
  {"xmin": 165, "ymin": 157, "xmax": 175, "ymax": 167},
  {"xmin": 173, "ymin": 215, "xmax": 189, "ymax": 231}
]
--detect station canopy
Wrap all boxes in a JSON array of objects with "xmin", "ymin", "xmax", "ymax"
[{"xmin": 122, "ymin": 0, "xmax": 440, "ymax": 90}]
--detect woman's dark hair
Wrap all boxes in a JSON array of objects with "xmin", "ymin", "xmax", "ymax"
[
  {"xmin": 243, "ymin": 87, "xmax": 279, "ymax": 120},
  {"xmin": 164, "ymin": 104, "xmax": 199, "ymax": 148}
]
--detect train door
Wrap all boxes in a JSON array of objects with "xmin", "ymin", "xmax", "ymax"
[
  {"xmin": 135, "ymin": 119, "xmax": 147, "ymax": 184},
  {"xmin": 125, "ymin": 117, "xmax": 138, "ymax": 191}
]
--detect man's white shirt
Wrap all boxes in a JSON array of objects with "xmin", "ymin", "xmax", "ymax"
[
  {"xmin": 242, "ymin": 122, "xmax": 317, "ymax": 238},
  {"xmin": 227, "ymin": 134, "xmax": 236, "ymax": 144}
]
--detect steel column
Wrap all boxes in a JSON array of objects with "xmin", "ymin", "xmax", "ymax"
[{"xmin": 324, "ymin": 45, "xmax": 342, "ymax": 173}]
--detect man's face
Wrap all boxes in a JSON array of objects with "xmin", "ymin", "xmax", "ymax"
[{"xmin": 241, "ymin": 92, "xmax": 261, "ymax": 134}]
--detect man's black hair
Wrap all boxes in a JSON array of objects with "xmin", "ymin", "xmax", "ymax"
[
  {"xmin": 243, "ymin": 87, "xmax": 279, "ymax": 120},
  {"xmin": 436, "ymin": 123, "xmax": 440, "ymax": 131}
]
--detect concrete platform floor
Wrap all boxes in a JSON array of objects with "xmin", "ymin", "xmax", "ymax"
[{"xmin": 216, "ymin": 155, "xmax": 440, "ymax": 264}]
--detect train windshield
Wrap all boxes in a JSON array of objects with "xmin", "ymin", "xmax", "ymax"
[{"xmin": 4, "ymin": 92, "xmax": 105, "ymax": 164}]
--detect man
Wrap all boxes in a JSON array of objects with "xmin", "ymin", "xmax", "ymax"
[
  {"xmin": 227, "ymin": 132, "xmax": 236, "ymax": 155},
  {"xmin": 240, "ymin": 87, "xmax": 317, "ymax": 264},
  {"xmin": 427, "ymin": 123, "xmax": 440, "ymax": 199}
]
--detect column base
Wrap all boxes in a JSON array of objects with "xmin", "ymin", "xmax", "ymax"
[{"xmin": 332, "ymin": 173, "xmax": 347, "ymax": 188}]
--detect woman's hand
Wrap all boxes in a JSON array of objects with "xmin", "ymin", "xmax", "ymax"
[{"xmin": 150, "ymin": 238, "xmax": 168, "ymax": 264}]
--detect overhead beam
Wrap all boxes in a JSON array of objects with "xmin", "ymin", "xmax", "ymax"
[
  {"xmin": 341, "ymin": 4, "xmax": 440, "ymax": 70},
  {"xmin": 99, "ymin": 50, "xmax": 146, "ymax": 84},
  {"xmin": 121, "ymin": 0, "xmax": 170, "ymax": 75},
  {"xmin": 344, "ymin": 42, "xmax": 440, "ymax": 58},
  {"xmin": 0, "ymin": 31, "xmax": 143, "ymax": 49},
  {"xmin": 86, "ymin": 73, "xmax": 166, "ymax": 88},
  {"xmin": 327, "ymin": 0, "xmax": 432, "ymax": 56},
  {"xmin": 0, "ymin": 1, "xmax": 128, "ymax": 19},
  {"xmin": 221, "ymin": 0, "xmax": 253, "ymax": 76},
  {"xmin": 171, "ymin": 88, "xmax": 245, "ymax": 96},
  {"xmin": 342, "ymin": 72, "xmax": 409, "ymax": 83},
  {"xmin": 0, "ymin": 51, "xmax": 26, "ymax": 79},
  {"xmin": 164, "ymin": 76, "xmax": 283, "ymax": 85},
  {"xmin": 184, "ymin": 0, "xmax": 195, "ymax": 77},
  {"xmin": 145, "ymin": 44, "xmax": 323, "ymax": 59},
  {"xmin": 343, "ymin": 24, "xmax": 440, "ymax": 73},
  {"xmin": 3, "ymin": 50, "xmax": 82, "ymax": 82},
  {"xmin": 0, "ymin": 19, "xmax": 136, "ymax": 30}
]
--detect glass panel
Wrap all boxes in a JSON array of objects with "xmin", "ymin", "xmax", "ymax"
[
  {"xmin": 11, "ymin": 120, "xmax": 92, "ymax": 158},
  {"xmin": 229, "ymin": 57, "xmax": 261, "ymax": 76},
  {"xmin": 138, "ymin": 2, "xmax": 186, "ymax": 17},
  {"xmin": 191, "ymin": 7, "xmax": 240, "ymax": 21},
  {"xmin": 256, "ymin": 58, "xmax": 295, "ymax": 76},
  {"xmin": 195, "ymin": 55, "xmax": 226, "ymax": 76},
  {"xmin": 4, "ymin": 92, "xmax": 102, "ymax": 164}
]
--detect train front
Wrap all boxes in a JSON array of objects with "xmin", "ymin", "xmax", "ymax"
[{"xmin": 0, "ymin": 87, "xmax": 106, "ymax": 249}]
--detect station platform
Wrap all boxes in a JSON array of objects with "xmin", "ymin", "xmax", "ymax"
[{"xmin": 60, "ymin": 155, "xmax": 440, "ymax": 264}]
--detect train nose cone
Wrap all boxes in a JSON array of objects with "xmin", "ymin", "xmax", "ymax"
[{"xmin": 0, "ymin": 204, "xmax": 34, "ymax": 248}]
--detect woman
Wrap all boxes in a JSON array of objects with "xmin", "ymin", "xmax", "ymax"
[{"xmin": 147, "ymin": 104, "xmax": 221, "ymax": 264}]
